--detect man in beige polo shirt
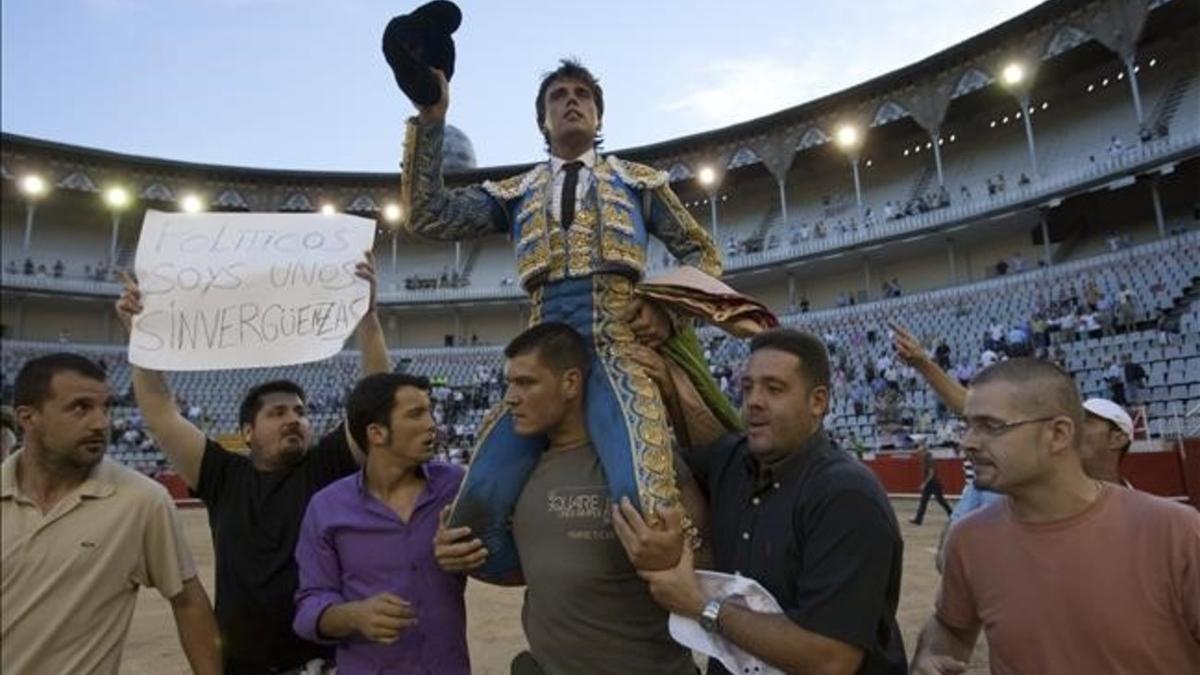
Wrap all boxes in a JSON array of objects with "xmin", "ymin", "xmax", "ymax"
[{"xmin": 1, "ymin": 353, "xmax": 221, "ymax": 675}]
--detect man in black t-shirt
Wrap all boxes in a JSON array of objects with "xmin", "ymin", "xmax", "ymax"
[
  {"xmin": 116, "ymin": 254, "xmax": 392, "ymax": 674},
  {"xmin": 616, "ymin": 328, "xmax": 907, "ymax": 675}
]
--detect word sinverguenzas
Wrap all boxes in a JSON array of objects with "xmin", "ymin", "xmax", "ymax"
[{"xmin": 134, "ymin": 223, "xmax": 367, "ymax": 352}]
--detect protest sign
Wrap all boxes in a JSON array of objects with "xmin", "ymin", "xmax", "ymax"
[{"xmin": 129, "ymin": 209, "xmax": 377, "ymax": 370}]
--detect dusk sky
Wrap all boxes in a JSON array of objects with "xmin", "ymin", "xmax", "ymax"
[{"xmin": 2, "ymin": 0, "xmax": 1042, "ymax": 171}]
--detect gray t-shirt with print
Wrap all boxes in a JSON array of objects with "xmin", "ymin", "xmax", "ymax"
[{"xmin": 512, "ymin": 442, "xmax": 696, "ymax": 675}]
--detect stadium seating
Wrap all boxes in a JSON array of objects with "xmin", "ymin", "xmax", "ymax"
[{"xmin": 3, "ymin": 230, "xmax": 1196, "ymax": 474}]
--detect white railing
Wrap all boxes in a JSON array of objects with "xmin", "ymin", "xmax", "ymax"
[
  {"xmin": 4, "ymin": 130, "xmax": 1197, "ymax": 306},
  {"xmin": 378, "ymin": 283, "xmax": 525, "ymax": 303},
  {"xmin": 764, "ymin": 229, "xmax": 1200, "ymax": 326},
  {"xmin": 1172, "ymin": 401, "xmax": 1200, "ymax": 440},
  {"xmin": 0, "ymin": 274, "xmax": 122, "ymax": 296},
  {"xmin": 728, "ymin": 130, "xmax": 1199, "ymax": 270}
]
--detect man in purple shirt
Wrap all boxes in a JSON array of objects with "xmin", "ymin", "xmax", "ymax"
[{"xmin": 294, "ymin": 373, "xmax": 468, "ymax": 674}]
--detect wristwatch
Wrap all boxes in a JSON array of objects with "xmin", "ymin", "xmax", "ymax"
[{"xmin": 699, "ymin": 598, "xmax": 724, "ymax": 633}]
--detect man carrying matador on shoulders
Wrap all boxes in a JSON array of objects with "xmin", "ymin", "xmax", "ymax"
[{"xmin": 386, "ymin": 1, "xmax": 774, "ymax": 582}]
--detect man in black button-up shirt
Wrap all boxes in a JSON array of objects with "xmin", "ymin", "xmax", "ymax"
[{"xmin": 617, "ymin": 328, "xmax": 907, "ymax": 675}]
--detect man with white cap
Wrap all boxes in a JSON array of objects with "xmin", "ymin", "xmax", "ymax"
[
  {"xmin": 892, "ymin": 325, "xmax": 1138, "ymax": 489},
  {"xmin": 1079, "ymin": 398, "xmax": 1134, "ymax": 488},
  {"xmin": 910, "ymin": 358, "xmax": 1200, "ymax": 675}
]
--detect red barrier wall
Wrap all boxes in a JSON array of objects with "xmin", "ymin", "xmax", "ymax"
[
  {"xmin": 864, "ymin": 450, "xmax": 1190, "ymax": 501},
  {"xmin": 1179, "ymin": 439, "xmax": 1200, "ymax": 506},
  {"xmin": 155, "ymin": 471, "xmax": 200, "ymax": 505},
  {"xmin": 865, "ymin": 454, "xmax": 967, "ymax": 495},
  {"xmin": 156, "ymin": 449, "xmax": 1195, "ymax": 506}
]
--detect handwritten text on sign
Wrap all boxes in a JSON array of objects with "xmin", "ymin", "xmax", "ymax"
[{"xmin": 129, "ymin": 210, "xmax": 377, "ymax": 370}]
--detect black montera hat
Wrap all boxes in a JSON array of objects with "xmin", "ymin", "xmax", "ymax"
[{"xmin": 382, "ymin": 1, "xmax": 461, "ymax": 106}]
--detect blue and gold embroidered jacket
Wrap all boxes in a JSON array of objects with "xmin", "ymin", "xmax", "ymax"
[{"xmin": 400, "ymin": 118, "xmax": 722, "ymax": 289}]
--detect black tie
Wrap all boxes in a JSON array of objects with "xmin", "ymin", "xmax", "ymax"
[{"xmin": 561, "ymin": 161, "xmax": 584, "ymax": 229}]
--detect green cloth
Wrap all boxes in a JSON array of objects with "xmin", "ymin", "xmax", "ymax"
[{"xmin": 662, "ymin": 326, "xmax": 742, "ymax": 433}]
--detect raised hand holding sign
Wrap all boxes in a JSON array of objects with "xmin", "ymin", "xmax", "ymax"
[{"xmin": 128, "ymin": 210, "xmax": 377, "ymax": 370}]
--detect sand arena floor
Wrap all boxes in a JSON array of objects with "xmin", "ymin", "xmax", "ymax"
[{"xmin": 120, "ymin": 500, "xmax": 988, "ymax": 674}]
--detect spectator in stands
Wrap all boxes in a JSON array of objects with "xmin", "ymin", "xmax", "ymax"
[
  {"xmin": 1081, "ymin": 310, "xmax": 1102, "ymax": 340},
  {"xmin": 1050, "ymin": 346, "xmax": 1068, "ymax": 370},
  {"xmin": 979, "ymin": 348, "xmax": 1000, "ymax": 369},
  {"xmin": 1155, "ymin": 309, "xmax": 1177, "ymax": 346},
  {"xmin": 953, "ymin": 360, "xmax": 974, "ymax": 387},
  {"xmin": 22, "ymin": 258, "xmax": 33, "ymax": 275},
  {"xmin": 1017, "ymin": 173, "xmax": 1031, "ymax": 186},
  {"xmin": 435, "ymin": 323, "xmax": 705, "ymax": 675},
  {"xmin": 1059, "ymin": 308, "xmax": 1078, "ymax": 342},
  {"xmin": 4, "ymin": 260, "xmax": 16, "ymax": 275},
  {"xmin": 1096, "ymin": 291, "xmax": 1117, "ymax": 337},
  {"xmin": 293, "ymin": 373, "xmax": 468, "ymax": 674},
  {"xmin": 1009, "ymin": 251, "xmax": 1026, "ymax": 273},
  {"xmin": 994, "ymin": 258, "xmax": 1008, "ymax": 276},
  {"xmin": 1116, "ymin": 284, "xmax": 1137, "ymax": 333},
  {"xmin": 1106, "ymin": 231, "xmax": 1124, "ymax": 252},
  {"xmin": 1079, "ymin": 398, "xmax": 1134, "ymax": 488},
  {"xmin": 52, "ymin": 259, "xmax": 64, "ymax": 278},
  {"xmin": 1083, "ymin": 278, "xmax": 1100, "ymax": 311},
  {"xmin": 850, "ymin": 379, "xmax": 870, "ymax": 416},
  {"xmin": 1107, "ymin": 135, "xmax": 1123, "ymax": 157},
  {"xmin": 910, "ymin": 359, "xmax": 1200, "ymax": 675},
  {"xmin": 1031, "ymin": 314, "xmax": 1049, "ymax": 355},
  {"xmin": 847, "ymin": 431, "xmax": 869, "ymax": 458},
  {"xmin": 1121, "ymin": 353, "xmax": 1147, "ymax": 405},
  {"xmin": 1105, "ymin": 358, "xmax": 1126, "ymax": 405},
  {"xmin": 909, "ymin": 440, "xmax": 952, "ymax": 526},
  {"xmin": 35, "ymin": 264, "xmax": 47, "ymax": 277},
  {"xmin": 875, "ymin": 381, "xmax": 906, "ymax": 432},
  {"xmin": 1, "ymin": 353, "xmax": 221, "ymax": 675},
  {"xmin": 1004, "ymin": 324, "xmax": 1029, "ymax": 357},
  {"xmin": 933, "ymin": 341, "xmax": 951, "ymax": 370},
  {"xmin": 114, "ymin": 254, "xmax": 391, "ymax": 675},
  {"xmin": 959, "ymin": 185, "xmax": 971, "ymax": 201},
  {"xmin": 620, "ymin": 329, "xmax": 907, "ymax": 674},
  {"xmin": 876, "ymin": 353, "xmax": 894, "ymax": 380}
]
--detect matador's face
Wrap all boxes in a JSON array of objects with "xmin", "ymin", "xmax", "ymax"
[{"xmin": 542, "ymin": 77, "xmax": 600, "ymax": 153}]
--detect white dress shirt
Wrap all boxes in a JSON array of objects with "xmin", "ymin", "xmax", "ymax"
[{"xmin": 549, "ymin": 149, "xmax": 596, "ymax": 225}]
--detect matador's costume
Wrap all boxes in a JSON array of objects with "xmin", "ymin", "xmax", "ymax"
[{"xmin": 401, "ymin": 117, "xmax": 727, "ymax": 582}]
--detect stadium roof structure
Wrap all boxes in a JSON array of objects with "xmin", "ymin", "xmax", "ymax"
[{"xmin": 1, "ymin": 0, "xmax": 1192, "ymax": 197}]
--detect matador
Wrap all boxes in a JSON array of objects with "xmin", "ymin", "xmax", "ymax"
[{"xmin": 399, "ymin": 57, "xmax": 728, "ymax": 582}]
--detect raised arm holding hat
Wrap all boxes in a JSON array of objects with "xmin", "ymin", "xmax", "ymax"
[
  {"xmin": 384, "ymin": 19, "xmax": 737, "ymax": 582},
  {"xmin": 382, "ymin": 0, "xmax": 461, "ymax": 107}
]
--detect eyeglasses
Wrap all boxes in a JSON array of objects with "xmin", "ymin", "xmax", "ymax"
[{"xmin": 962, "ymin": 416, "xmax": 1059, "ymax": 438}]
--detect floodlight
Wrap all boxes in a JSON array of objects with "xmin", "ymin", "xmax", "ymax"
[
  {"xmin": 105, "ymin": 186, "xmax": 130, "ymax": 208},
  {"xmin": 20, "ymin": 174, "xmax": 47, "ymax": 197},
  {"xmin": 1002, "ymin": 63, "xmax": 1024, "ymax": 86},
  {"xmin": 181, "ymin": 194, "xmax": 204, "ymax": 213}
]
